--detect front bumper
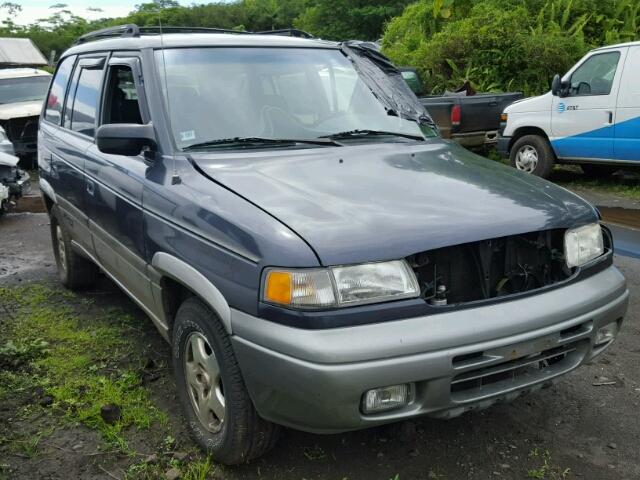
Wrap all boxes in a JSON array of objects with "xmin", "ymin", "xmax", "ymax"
[
  {"xmin": 451, "ymin": 130, "xmax": 498, "ymax": 148},
  {"xmin": 231, "ymin": 265, "xmax": 628, "ymax": 434},
  {"xmin": 497, "ymin": 136, "xmax": 510, "ymax": 158}
]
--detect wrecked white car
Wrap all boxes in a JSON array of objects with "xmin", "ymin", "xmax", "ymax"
[
  {"xmin": 0, "ymin": 68, "xmax": 51, "ymax": 168},
  {"xmin": 0, "ymin": 125, "xmax": 14, "ymax": 155},
  {"xmin": 0, "ymin": 151, "xmax": 30, "ymax": 200},
  {"xmin": 0, "ymin": 183, "xmax": 8, "ymax": 214}
]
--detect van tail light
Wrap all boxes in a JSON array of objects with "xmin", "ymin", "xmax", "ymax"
[{"xmin": 451, "ymin": 105, "xmax": 461, "ymax": 126}]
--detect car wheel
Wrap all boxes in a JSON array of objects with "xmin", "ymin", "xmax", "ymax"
[
  {"xmin": 50, "ymin": 205, "xmax": 98, "ymax": 290},
  {"xmin": 172, "ymin": 296, "xmax": 279, "ymax": 465},
  {"xmin": 581, "ymin": 163, "xmax": 619, "ymax": 178},
  {"xmin": 510, "ymin": 135, "xmax": 555, "ymax": 178}
]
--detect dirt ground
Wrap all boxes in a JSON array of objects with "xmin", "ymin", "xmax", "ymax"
[{"xmin": 1, "ymin": 201, "xmax": 639, "ymax": 479}]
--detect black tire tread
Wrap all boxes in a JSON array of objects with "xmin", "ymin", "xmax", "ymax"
[{"xmin": 510, "ymin": 134, "xmax": 555, "ymax": 179}]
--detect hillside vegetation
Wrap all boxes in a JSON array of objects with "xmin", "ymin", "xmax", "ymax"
[{"xmin": 1, "ymin": 0, "xmax": 639, "ymax": 96}]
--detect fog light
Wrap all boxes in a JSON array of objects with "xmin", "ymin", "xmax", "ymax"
[
  {"xmin": 595, "ymin": 321, "xmax": 619, "ymax": 346},
  {"xmin": 362, "ymin": 384, "xmax": 410, "ymax": 414}
]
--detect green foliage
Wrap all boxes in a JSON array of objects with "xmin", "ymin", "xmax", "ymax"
[
  {"xmin": 295, "ymin": 0, "xmax": 413, "ymax": 40},
  {"xmin": 0, "ymin": 285, "xmax": 167, "ymax": 452},
  {"xmin": 382, "ymin": 0, "xmax": 640, "ymax": 96}
]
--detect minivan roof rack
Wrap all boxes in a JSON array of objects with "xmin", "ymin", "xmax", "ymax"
[
  {"xmin": 73, "ymin": 24, "xmax": 314, "ymax": 46},
  {"xmin": 255, "ymin": 29, "xmax": 314, "ymax": 38}
]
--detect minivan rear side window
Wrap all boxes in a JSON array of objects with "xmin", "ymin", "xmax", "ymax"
[
  {"xmin": 44, "ymin": 56, "xmax": 76, "ymax": 125},
  {"xmin": 70, "ymin": 67, "xmax": 104, "ymax": 137}
]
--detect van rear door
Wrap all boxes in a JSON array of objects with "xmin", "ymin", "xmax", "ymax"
[
  {"xmin": 614, "ymin": 45, "xmax": 640, "ymax": 162},
  {"xmin": 550, "ymin": 48, "xmax": 626, "ymax": 162}
]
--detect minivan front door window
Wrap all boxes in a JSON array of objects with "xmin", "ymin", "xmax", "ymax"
[
  {"xmin": 155, "ymin": 47, "xmax": 429, "ymax": 150},
  {"xmin": 102, "ymin": 65, "xmax": 143, "ymax": 125}
]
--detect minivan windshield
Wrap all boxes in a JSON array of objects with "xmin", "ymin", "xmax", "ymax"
[
  {"xmin": 155, "ymin": 47, "xmax": 431, "ymax": 150},
  {"xmin": 0, "ymin": 76, "xmax": 50, "ymax": 105}
]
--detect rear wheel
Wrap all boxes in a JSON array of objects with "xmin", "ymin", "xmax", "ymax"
[
  {"xmin": 581, "ymin": 163, "xmax": 619, "ymax": 178},
  {"xmin": 172, "ymin": 297, "xmax": 279, "ymax": 464},
  {"xmin": 510, "ymin": 135, "xmax": 555, "ymax": 178},
  {"xmin": 50, "ymin": 206, "xmax": 98, "ymax": 290}
]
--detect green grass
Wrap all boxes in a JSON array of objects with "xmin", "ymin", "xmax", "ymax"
[
  {"xmin": 527, "ymin": 448, "xmax": 571, "ymax": 479},
  {"xmin": 0, "ymin": 284, "xmax": 167, "ymax": 453},
  {"xmin": 555, "ymin": 176, "xmax": 640, "ymax": 202}
]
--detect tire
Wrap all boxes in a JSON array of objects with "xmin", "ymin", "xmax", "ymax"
[
  {"xmin": 581, "ymin": 163, "xmax": 619, "ymax": 178},
  {"xmin": 172, "ymin": 297, "xmax": 279, "ymax": 465},
  {"xmin": 50, "ymin": 205, "xmax": 98, "ymax": 290},
  {"xmin": 510, "ymin": 135, "xmax": 555, "ymax": 178}
]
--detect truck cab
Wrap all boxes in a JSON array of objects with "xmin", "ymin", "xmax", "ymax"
[{"xmin": 498, "ymin": 42, "xmax": 640, "ymax": 178}]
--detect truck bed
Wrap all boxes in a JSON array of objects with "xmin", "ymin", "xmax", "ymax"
[{"xmin": 420, "ymin": 92, "xmax": 523, "ymax": 147}]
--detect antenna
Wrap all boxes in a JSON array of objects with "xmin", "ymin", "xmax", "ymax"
[{"xmin": 157, "ymin": 6, "xmax": 180, "ymax": 184}]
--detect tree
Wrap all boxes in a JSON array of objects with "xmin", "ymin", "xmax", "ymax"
[{"xmin": 296, "ymin": 0, "xmax": 414, "ymax": 40}]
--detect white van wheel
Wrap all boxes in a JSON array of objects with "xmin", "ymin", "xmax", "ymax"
[{"xmin": 509, "ymin": 135, "xmax": 555, "ymax": 179}]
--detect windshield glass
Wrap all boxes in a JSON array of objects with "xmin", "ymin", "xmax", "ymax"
[
  {"xmin": 155, "ymin": 47, "xmax": 431, "ymax": 150},
  {"xmin": 0, "ymin": 76, "xmax": 50, "ymax": 104}
]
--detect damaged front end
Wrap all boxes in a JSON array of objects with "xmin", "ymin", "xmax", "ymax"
[
  {"xmin": 0, "ymin": 116, "xmax": 39, "ymax": 166},
  {"xmin": 408, "ymin": 227, "xmax": 611, "ymax": 307},
  {"xmin": 0, "ymin": 152, "xmax": 31, "ymax": 201}
]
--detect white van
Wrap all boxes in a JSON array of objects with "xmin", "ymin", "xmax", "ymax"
[{"xmin": 498, "ymin": 42, "xmax": 640, "ymax": 178}]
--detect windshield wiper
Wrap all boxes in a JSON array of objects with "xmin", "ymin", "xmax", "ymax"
[
  {"xmin": 183, "ymin": 136, "xmax": 342, "ymax": 150},
  {"xmin": 319, "ymin": 129, "xmax": 425, "ymax": 141}
]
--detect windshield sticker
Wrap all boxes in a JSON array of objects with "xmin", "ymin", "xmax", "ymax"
[{"xmin": 180, "ymin": 130, "xmax": 196, "ymax": 142}]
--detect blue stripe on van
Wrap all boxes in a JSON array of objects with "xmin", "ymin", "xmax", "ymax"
[
  {"xmin": 614, "ymin": 114, "xmax": 640, "ymax": 161},
  {"xmin": 550, "ymin": 114, "xmax": 640, "ymax": 161}
]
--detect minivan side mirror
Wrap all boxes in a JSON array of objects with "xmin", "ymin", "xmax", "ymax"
[{"xmin": 96, "ymin": 123, "xmax": 157, "ymax": 156}]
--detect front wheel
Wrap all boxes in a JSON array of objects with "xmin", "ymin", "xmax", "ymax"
[
  {"xmin": 172, "ymin": 297, "xmax": 279, "ymax": 465},
  {"xmin": 510, "ymin": 135, "xmax": 555, "ymax": 178}
]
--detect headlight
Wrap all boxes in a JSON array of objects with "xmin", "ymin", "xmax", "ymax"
[
  {"xmin": 263, "ymin": 260, "xmax": 419, "ymax": 309},
  {"xmin": 564, "ymin": 223, "xmax": 604, "ymax": 268}
]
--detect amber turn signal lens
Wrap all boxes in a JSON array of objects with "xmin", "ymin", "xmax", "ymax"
[
  {"xmin": 500, "ymin": 113, "xmax": 508, "ymax": 122},
  {"xmin": 264, "ymin": 271, "xmax": 292, "ymax": 305}
]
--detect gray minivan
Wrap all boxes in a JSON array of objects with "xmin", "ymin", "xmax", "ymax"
[{"xmin": 38, "ymin": 25, "xmax": 629, "ymax": 464}]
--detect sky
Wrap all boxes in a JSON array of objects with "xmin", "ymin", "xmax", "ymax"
[{"xmin": 4, "ymin": 1, "xmax": 198, "ymax": 25}]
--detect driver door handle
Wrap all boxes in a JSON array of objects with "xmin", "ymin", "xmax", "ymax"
[{"xmin": 606, "ymin": 111, "xmax": 613, "ymax": 124}]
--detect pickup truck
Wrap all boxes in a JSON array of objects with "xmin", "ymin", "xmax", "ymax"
[
  {"xmin": 400, "ymin": 67, "xmax": 523, "ymax": 148},
  {"xmin": 39, "ymin": 26, "xmax": 628, "ymax": 465}
]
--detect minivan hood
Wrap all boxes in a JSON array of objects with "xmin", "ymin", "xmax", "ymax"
[
  {"xmin": 192, "ymin": 140, "xmax": 597, "ymax": 265},
  {"xmin": 0, "ymin": 100, "xmax": 42, "ymax": 120}
]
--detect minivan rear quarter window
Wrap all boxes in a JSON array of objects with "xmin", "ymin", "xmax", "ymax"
[{"xmin": 45, "ymin": 55, "xmax": 76, "ymax": 124}]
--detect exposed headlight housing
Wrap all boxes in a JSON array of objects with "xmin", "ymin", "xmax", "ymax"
[
  {"xmin": 263, "ymin": 260, "xmax": 419, "ymax": 309},
  {"xmin": 564, "ymin": 223, "xmax": 604, "ymax": 268}
]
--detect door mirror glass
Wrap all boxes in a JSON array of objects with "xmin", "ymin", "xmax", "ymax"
[{"xmin": 96, "ymin": 123, "xmax": 156, "ymax": 156}]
